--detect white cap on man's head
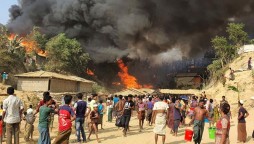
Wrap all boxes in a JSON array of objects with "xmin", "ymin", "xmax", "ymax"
[{"xmin": 239, "ymin": 100, "xmax": 244, "ymax": 104}]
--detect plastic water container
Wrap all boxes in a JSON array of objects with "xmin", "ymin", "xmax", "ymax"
[
  {"xmin": 208, "ymin": 127, "xmax": 216, "ymax": 139},
  {"xmin": 185, "ymin": 129, "xmax": 193, "ymax": 141}
]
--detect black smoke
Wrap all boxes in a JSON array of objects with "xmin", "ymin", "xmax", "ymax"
[
  {"xmin": 7, "ymin": 0, "xmax": 254, "ymax": 64},
  {"xmin": 6, "ymin": 0, "xmax": 254, "ymax": 88}
]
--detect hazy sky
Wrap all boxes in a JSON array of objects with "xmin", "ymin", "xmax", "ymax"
[{"xmin": 0, "ymin": 0, "xmax": 18, "ymax": 25}]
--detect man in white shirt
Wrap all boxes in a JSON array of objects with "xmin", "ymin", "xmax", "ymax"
[
  {"xmin": 90, "ymin": 94, "xmax": 98, "ymax": 111},
  {"xmin": 2, "ymin": 87, "xmax": 24, "ymax": 144}
]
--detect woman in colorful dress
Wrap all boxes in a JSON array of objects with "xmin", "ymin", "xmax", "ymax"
[
  {"xmin": 237, "ymin": 100, "xmax": 249, "ymax": 143},
  {"xmin": 213, "ymin": 100, "xmax": 220, "ymax": 126},
  {"xmin": 167, "ymin": 97, "xmax": 174, "ymax": 133},
  {"xmin": 215, "ymin": 103, "xmax": 230, "ymax": 144}
]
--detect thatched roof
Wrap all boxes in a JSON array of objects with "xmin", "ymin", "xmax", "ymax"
[
  {"xmin": 15, "ymin": 71, "xmax": 95, "ymax": 83},
  {"xmin": 159, "ymin": 89, "xmax": 200, "ymax": 95},
  {"xmin": 114, "ymin": 88, "xmax": 154, "ymax": 96}
]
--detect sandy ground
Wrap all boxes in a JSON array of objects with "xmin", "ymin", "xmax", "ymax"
[{"xmin": 0, "ymin": 108, "xmax": 253, "ymax": 144}]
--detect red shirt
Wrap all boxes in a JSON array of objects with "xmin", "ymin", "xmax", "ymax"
[
  {"xmin": 58, "ymin": 105, "xmax": 74, "ymax": 131},
  {"xmin": 37, "ymin": 100, "xmax": 56, "ymax": 112}
]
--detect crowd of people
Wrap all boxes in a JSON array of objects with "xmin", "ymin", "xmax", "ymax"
[{"xmin": 0, "ymin": 87, "xmax": 251, "ymax": 144}]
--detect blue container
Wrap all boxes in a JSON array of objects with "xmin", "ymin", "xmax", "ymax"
[{"xmin": 204, "ymin": 118, "xmax": 209, "ymax": 123}]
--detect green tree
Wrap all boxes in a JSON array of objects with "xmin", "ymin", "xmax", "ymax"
[
  {"xmin": 211, "ymin": 36, "xmax": 231, "ymax": 67},
  {"xmin": 7, "ymin": 35, "xmax": 24, "ymax": 54},
  {"xmin": 0, "ymin": 26, "xmax": 26, "ymax": 74},
  {"xmin": 45, "ymin": 33, "xmax": 90, "ymax": 76},
  {"xmin": 226, "ymin": 23, "xmax": 248, "ymax": 47},
  {"xmin": 28, "ymin": 27, "xmax": 48, "ymax": 50}
]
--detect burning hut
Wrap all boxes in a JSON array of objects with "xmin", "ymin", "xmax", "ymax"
[{"xmin": 15, "ymin": 71, "xmax": 95, "ymax": 93}]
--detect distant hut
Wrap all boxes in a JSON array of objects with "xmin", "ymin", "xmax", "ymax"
[{"xmin": 15, "ymin": 71, "xmax": 95, "ymax": 93}]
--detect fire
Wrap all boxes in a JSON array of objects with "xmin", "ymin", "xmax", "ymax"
[
  {"xmin": 8, "ymin": 33, "xmax": 47, "ymax": 57},
  {"xmin": 86, "ymin": 68, "xmax": 95, "ymax": 76},
  {"xmin": 117, "ymin": 59, "xmax": 153, "ymax": 89}
]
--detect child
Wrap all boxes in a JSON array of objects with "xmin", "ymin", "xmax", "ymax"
[
  {"xmin": 24, "ymin": 110, "xmax": 35, "ymax": 142},
  {"xmin": 137, "ymin": 97, "xmax": 146, "ymax": 132},
  {"xmin": 87, "ymin": 104, "xmax": 100, "ymax": 143},
  {"xmin": 38, "ymin": 95, "xmax": 57, "ymax": 144},
  {"xmin": 98, "ymin": 100, "xmax": 104, "ymax": 130},
  {"xmin": 53, "ymin": 95, "xmax": 76, "ymax": 144}
]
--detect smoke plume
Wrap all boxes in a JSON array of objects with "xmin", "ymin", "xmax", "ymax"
[{"xmin": 7, "ymin": 0, "xmax": 254, "ymax": 64}]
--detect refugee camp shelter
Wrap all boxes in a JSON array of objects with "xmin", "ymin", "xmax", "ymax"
[
  {"xmin": 159, "ymin": 89, "xmax": 200, "ymax": 97},
  {"xmin": 15, "ymin": 71, "xmax": 95, "ymax": 93},
  {"xmin": 114, "ymin": 88, "xmax": 154, "ymax": 96},
  {"xmin": 175, "ymin": 73, "xmax": 203, "ymax": 89}
]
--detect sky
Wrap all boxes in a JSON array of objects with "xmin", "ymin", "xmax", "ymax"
[{"xmin": 0, "ymin": 0, "xmax": 18, "ymax": 25}]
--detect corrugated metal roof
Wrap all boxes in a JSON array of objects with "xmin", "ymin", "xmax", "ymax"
[{"xmin": 15, "ymin": 71, "xmax": 94, "ymax": 83}]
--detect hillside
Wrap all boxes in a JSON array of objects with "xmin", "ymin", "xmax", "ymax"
[
  {"xmin": 204, "ymin": 52, "xmax": 254, "ymax": 115},
  {"xmin": 0, "ymin": 84, "xmax": 40, "ymax": 110}
]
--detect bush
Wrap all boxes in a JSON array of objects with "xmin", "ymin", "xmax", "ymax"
[{"xmin": 92, "ymin": 83, "xmax": 107, "ymax": 94}]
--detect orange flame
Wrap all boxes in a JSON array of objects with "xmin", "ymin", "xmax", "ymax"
[
  {"xmin": 8, "ymin": 34, "xmax": 15, "ymax": 40},
  {"xmin": 117, "ymin": 59, "xmax": 153, "ymax": 89},
  {"xmin": 86, "ymin": 68, "xmax": 95, "ymax": 76},
  {"xmin": 8, "ymin": 33, "xmax": 47, "ymax": 57}
]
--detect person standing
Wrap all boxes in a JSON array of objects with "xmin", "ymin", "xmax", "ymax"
[
  {"xmin": 90, "ymin": 94, "xmax": 98, "ymax": 111},
  {"xmin": 220, "ymin": 96, "xmax": 228, "ymax": 106},
  {"xmin": 107, "ymin": 97, "xmax": 113, "ymax": 122},
  {"xmin": 173, "ymin": 98, "xmax": 181, "ymax": 136},
  {"xmin": 248, "ymin": 57, "xmax": 252, "ymax": 70},
  {"xmin": 38, "ymin": 95, "xmax": 57, "ymax": 144},
  {"xmin": 98, "ymin": 100, "xmax": 104, "ymax": 130},
  {"xmin": 167, "ymin": 98, "xmax": 174, "ymax": 133},
  {"xmin": 113, "ymin": 95, "xmax": 119, "ymax": 118},
  {"xmin": 74, "ymin": 93, "xmax": 87, "ymax": 143},
  {"xmin": 207, "ymin": 99, "xmax": 214, "ymax": 127},
  {"xmin": 213, "ymin": 100, "xmax": 220, "ymax": 126},
  {"xmin": 215, "ymin": 103, "xmax": 230, "ymax": 144},
  {"xmin": 122, "ymin": 95, "xmax": 135, "ymax": 137},
  {"xmin": 2, "ymin": 87, "xmax": 24, "ymax": 144},
  {"xmin": 87, "ymin": 104, "xmax": 100, "ymax": 143},
  {"xmin": 146, "ymin": 97, "xmax": 154, "ymax": 126},
  {"xmin": 189, "ymin": 100, "xmax": 212, "ymax": 144},
  {"xmin": 152, "ymin": 95, "xmax": 169, "ymax": 144},
  {"xmin": 86, "ymin": 97, "xmax": 92, "ymax": 132},
  {"xmin": 24, "ymin": 106, "xmax": 35, "ymax": 142},
  {"xmin": 115, "ymin": 95, "xmax": 125, "ymax": 118},
  {"xmin": 181, "ymin": 100, "xmax": 188, "ymax": 126},
  {"xmin": 137, "ymin": 97, "xmax": 146, "ymax": 132},
  {"xmin": 34, "ymin": 91, "xmax": 50, "ymax": 116},
  {"xmin": 53, "ymin": 95, "xmax": 76, "ymax": 144},
  {"xmin": 237, "ymin": 100, "xmax": 249, "ymax": 143}
]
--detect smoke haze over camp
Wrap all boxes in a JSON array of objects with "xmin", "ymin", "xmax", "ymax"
[{"xmin": 6, "ymin": 0, "xmax": 254, "ymax": 64}]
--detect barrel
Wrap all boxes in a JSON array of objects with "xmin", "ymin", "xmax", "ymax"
[
  {"xmin": 184, "ymin": 129, "xmax": 193, "ymax": 141},
  {"xmin": 208, "ymin": 127, "xmax": 216, "ymax": 139}
]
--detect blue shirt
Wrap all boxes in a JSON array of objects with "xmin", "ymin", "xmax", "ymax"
[
  {"xmin": 98, "ymin": 104, "xmax": 104, "ymax": 114},
  {"xmin": 113, "ymin": 97, "xmax": 119, "ymax": 105},
  {"xmin": 174, "ymin": 103, "xmax": 182, "ymax": 120}
]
